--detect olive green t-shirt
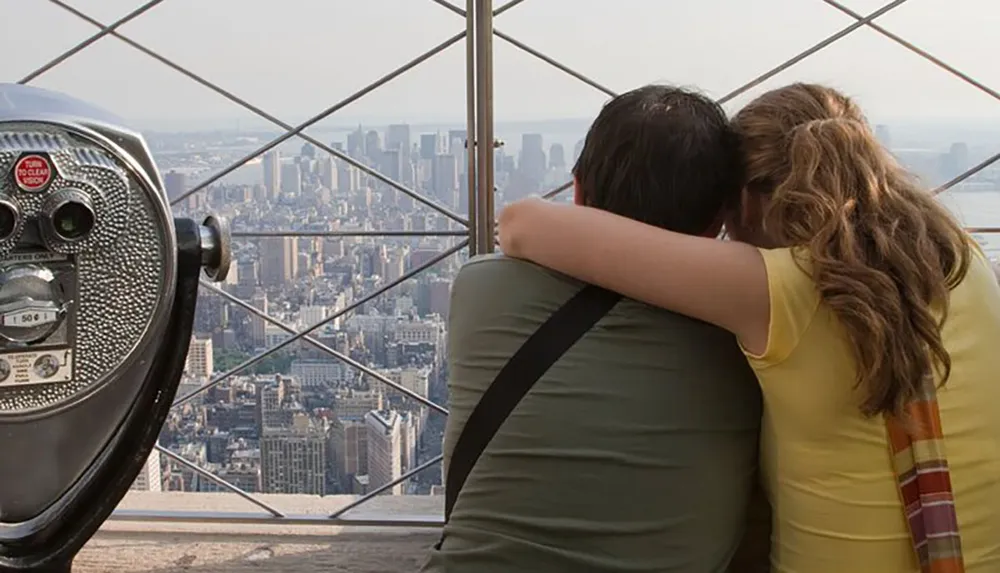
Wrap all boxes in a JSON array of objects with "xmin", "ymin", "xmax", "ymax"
[{"xmin": 422, "ymin": 255, "xmax": 764, "ymax": 573}]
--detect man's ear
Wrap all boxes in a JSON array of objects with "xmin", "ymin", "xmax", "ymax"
[{"xmin": 573, "ymin": 176, "xmax": 584, "ymax": 206}]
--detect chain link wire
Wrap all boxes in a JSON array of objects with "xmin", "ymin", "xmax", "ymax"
[{"xmin": 15, "ymin": 0, "xmax": 1000, "ymax": 526}]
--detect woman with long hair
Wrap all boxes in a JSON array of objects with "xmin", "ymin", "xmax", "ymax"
[{"xmin": 497, "ymin": 83, "xmax": 1000, "ymax": 572}]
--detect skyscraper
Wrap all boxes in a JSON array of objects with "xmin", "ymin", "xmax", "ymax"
[
  {"xmin": 130, "ymin": 448, "xmax": 162, "ymax": 492},
  {"xmin": 432, "ymin": 153, "xmax": 459, "ymax": 208},
  {"xmin": 164, "ymin": 170, "xmax": 187, "ymax": 202},
  {"xmin": 280, "ymin": 162, "xmax": 302, "ymax": 196},
  {"xmin": 420, "ymin": 132, "xmax": 445, "ymax": 160},
  {"xmin": 319, "ymin": 157, "xmax": 338, "ymax": 191},
  {"xmin": 447, "ymin": 129, "xmax": 467, "ymax": 153},
  {"xmin": 549, "ymin": 143, "xmax": 566, "ymax": 171},
  {"xmin": 259, "ymin": 236, "xmax": 299, "ymax": 287},
  {"xmin": 249, "ymin": 290, "xmax": 268, "ymax": 347},
  {"xmin": 185, "ymin": 336, "xmax": 214, "ymax": 378},
  {"xmin": 262, "ymin": 151, "xmax": 280, "ymax": 199},
  {"xmin": 386, "ymin": 124, "xmax": 411, "ymax": 154},
  {"xmin": 260, "ymin": 414, "xmax": 327, "ymax": 495},
  {"xmin": 520, "ymin": 133, "xmax": 546, "ymax": 182},
  {"xmin": 381, "ymin": 147, "xmax": 405, "ymax": 183},
  {"xmin": 365, "ymin": 130, "xmax": 382, "ymax": 156},
  {"xmin": 328, "ymin": 418, "xmax": 368, "ymax": 493},
  {"xmin": 347, "ymin": 126, "xmax": 366, "ymax": 158},
  {"xmin": 365, "ymin": 410, "xmax": 404, "ymax": 495}
]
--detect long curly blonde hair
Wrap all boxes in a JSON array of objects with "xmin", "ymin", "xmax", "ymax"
[{"xmin": 732, "ymin": 83, "xmax": 971, "ymax": 419}]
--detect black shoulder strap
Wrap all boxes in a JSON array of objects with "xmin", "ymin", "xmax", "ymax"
[{"xmin": 440, "ymin": 285, "xmax": 622, "ymax": 538}]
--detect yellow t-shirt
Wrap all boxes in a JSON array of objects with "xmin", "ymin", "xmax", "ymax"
[{"xmin": 746, "ymin": 246, "xmax": 1000, "ymax": 573}]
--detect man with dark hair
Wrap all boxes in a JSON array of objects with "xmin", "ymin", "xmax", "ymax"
[
  {"xmin": 422, "ymin": 85, "xmax": 768, "ymax": 572},
  {"xmin": 572, "ymin": 85, "xmax": 741, "ymax": 233}
]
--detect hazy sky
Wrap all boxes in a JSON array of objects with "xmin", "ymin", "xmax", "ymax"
[{"xmin": 4, "ymin": 0, "xmax": 1000, "ymax": 129}]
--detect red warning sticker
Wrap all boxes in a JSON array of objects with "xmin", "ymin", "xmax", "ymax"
[{"xmin": 13, "ymin": 154, "xmax": 52, "ymax": 192}]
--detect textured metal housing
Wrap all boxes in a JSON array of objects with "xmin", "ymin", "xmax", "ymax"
[{"xmin": 0, "ymin": 123, "xmax": 170, "ymax": 414}]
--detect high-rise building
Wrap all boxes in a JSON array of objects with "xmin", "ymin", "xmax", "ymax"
[
  {"xmin": 194, "ymin": 290, "xmax": 228, "ymax": 334},
  {"xmin": 386, "ymin": 124, "xmax": 411, "ymax": 154},
  {"xmin": 164, "ymin": 170, "xmax": 187, "ymax": 202},
  {"xmin": 338, "ymin": 162, "xmax": 361, "ymax": 193},
  {"xmin": 420, "ymin": 132, "xmax": 445, "ymax": 160},
  {"xmin": 262, "ymin": 151, "xmax": 280, "ymax": 199},
  {"xmin": 280, "ymin": 162, "xmax": 302, "ymax": 196},
  {"xmin": 428, "ymin": 278, "xmax": 451, "ymax": 319},
  {"xmin": 365, "ymin": 410, "xmax": 404, "ymax": 495},
  {"xmin": 237, "ymin": 260, "xmax": 258, "ymax": 288},
  {"xmin": 379, "ymin": 366, "xmax": 431, "ymax": 401},
  {"xmin": 260, "ymin": 414, "xmax": 327, "ymax": 495},
  {"xmin": 447, "ymin": 129, "xmax": 467, "ymax": 154},
  {"xmin": 130, "ymin": 447, "xmax": 162, "ymax": 492},
  {"xmin": 365, "ymin": 130, "xmax": 382, "ymax": 156},
  {"xmin": 432, "ymin": 153, "xmax": 459, "ymax": 208},
  {"xmin": 399, "ymin": 412, "xmax": 419, "ymax": 484},
  {"xmin": 185, "ymin": 336, "xmax": 214, "ymax": 378},
  {"xmin": 549, "ymin": 143, "xmax": 566, "ymax": 171},
  {"xmin": 381, "ymin": 147, "xmax": 404, "ymax": 183},
  {"xmin": 319, "ymin": 157, "xmax": 338, "ymax": 191},
  {"xmin": 259, "ymin": 236, "xmax": 298, "ymax": 286},
  {"xmin": 249, "ymin": 290, "xmax": 268, "ymax": 347},
  {"xmin": 347, "ymin": 126, "xmax": 366, "ymax": 158},
  {"xmin": 328, "ymin": 418, "xmax": 368, "ymax": 493},
  {"xmin": 256, "ymin": 376, "xmax": 296, "ymax": 432},
  {"xmin": 519, "ymin": 133, "xmax": 546, "ymax": 181},
  {"xmin": 290, "ymin": 358, "xmax": 347, "ymax": 389},
  {"xmin": 334, "ymin": 388, "xmax": 383, "ymax": 422}
]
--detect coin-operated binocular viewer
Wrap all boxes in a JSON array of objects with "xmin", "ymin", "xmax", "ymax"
[{"xmin": 0, "ymin": 84, "xmax": 231, "ymax": 572}]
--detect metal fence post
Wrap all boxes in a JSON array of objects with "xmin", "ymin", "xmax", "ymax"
[
  {"xmin": 474, "ymin": 0, "xmax": 496, "ymax": 254},
  {"xmin": 466, "ymin": 0, "xmax": 479, "ymax": 256}
]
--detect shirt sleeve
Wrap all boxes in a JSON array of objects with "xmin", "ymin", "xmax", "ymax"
[{"xmin": 741, "ymin": 247, "xmax": 820, "ymax": 369}]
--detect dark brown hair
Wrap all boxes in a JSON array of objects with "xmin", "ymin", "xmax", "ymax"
[{"xmin": 573, "ymin": 85, "xmax": 742, "ymax": 234}]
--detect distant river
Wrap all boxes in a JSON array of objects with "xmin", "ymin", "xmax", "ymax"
[{"xmin": 938, "ymin": 190, "xmax": 1000, "ymax": 255}]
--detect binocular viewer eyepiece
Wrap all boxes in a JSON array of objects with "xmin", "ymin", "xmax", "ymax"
[
  {"xmin": 0, "ymin": 83, "xmax": 231, "ymax": 572},
  {"xmin": 0, "ymin": 186, "xmax": 96, "ymax": 245}
]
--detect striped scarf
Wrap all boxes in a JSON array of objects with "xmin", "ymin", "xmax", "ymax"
[{"xmin": 886, "ymin": 375, "xmax": 965, "ymax": 573}]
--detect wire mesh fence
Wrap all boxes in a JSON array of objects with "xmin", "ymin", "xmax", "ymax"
[{"xmin": 8, "ymin": 0, "xmax": 1000, "ymax": 527}]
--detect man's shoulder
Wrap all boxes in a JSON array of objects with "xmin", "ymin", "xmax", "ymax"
[
  {"xmin": 452, "ymin": 256, "xmax": 722, "ymax": 345},
  {"xmin": 459, "ymin": 253, "xmax": 570, "ymax": 278},
  {"xmin": 453, "ymin": 255, "xmax": 716, "ymax": 329},
  {"xmin": 454, "ymin": 254, "xmax": 579, "ymax": 294}
]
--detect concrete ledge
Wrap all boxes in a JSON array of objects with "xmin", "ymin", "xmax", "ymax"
[
  {"xmin": 77, "ymin": 530, "xmax": 439, "ymax": 572},
  {"xmin": 75, "ymin": 492, "xmax": 442, "ymax": 572}
]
